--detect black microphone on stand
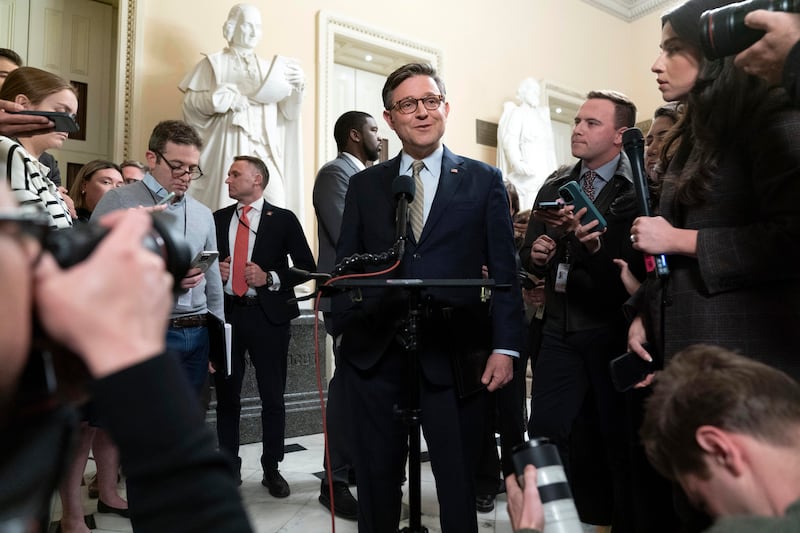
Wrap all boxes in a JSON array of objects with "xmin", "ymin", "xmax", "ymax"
[
  {"xmin": 622, "ymin": 127, "xmax": 669, "ymax": 278},
  {"xmin": 330, "ymin": 176, "xmax": 415, "ymax": 276},
  {"xmin": 392, "ymin": 175, "xmax": 415, "ymax": 258}
]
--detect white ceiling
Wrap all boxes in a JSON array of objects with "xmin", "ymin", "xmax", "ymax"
[{"xmin": 580, "ymin": 0, "xmax": 676, "ymax": 21}]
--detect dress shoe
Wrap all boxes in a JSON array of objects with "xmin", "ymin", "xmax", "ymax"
[
  {"xmin": 319, "ymin": 480, "xmax": 358, "ymax": 520},
  {"xmin": 475, "ymin": 493, "xmax": 495, "ymax": 513},
  {"xmin": 97, "ymin": 499, "xmax": 130, "ymax": 518},
  {"xmin": 261, "ymin": 470, "xmax": 290, "ymax": 498}
]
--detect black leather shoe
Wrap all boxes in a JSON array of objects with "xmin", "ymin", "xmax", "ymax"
[
  {"xmin": 97, "ymin": 499, "xmax": 130, "ymax": 518},
  {"xmin": 319, "ymin": 480, "xmax": 358, "ymax": 520},
  {"xmin": 475, "ymin": 493, "xmax": 495, "ymax": 513},
  {"xmin": 261, "ymin": 470, "xmax": 290, "ymax": 498}
]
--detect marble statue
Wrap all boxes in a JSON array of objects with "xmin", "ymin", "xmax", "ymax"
[
  {"xmin": 497, "ymin": 78, "xmax": 557, "ymax": 211},
  {"xmin": 179, "ymin": 3, "xmax": 304, "ymax": 213}
]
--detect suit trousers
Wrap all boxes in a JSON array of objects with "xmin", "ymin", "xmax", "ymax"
[
  {"xmin": 214, "ymin": 302, "xmax": 291, "ymax": 472},
  {"xmin": 528, "ymin": 328, "xmax": 631, "ymax": 531},
  {"xmin": 339, "ymin": 345, "xmax": 485, "ymax": 533},
  {"xmin": 321, "ymin": 315, "xmax": 353, "ymax": 484}
]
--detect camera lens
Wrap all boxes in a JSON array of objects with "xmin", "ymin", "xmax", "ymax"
[
  {"xmin": 700, "ymin": 0, "xmax": 800, "ymax": 59},
  {"xmin": 512, "ymin": 438, "xmax": 583, "ymax": 533}
]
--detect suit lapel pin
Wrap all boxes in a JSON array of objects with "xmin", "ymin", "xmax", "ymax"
[
  {"xmin": 266, "ymin": 211, "xmax": 273, "ymax": 216},
  {"xmin": 450, "ymin": 168, "xmax": 458, "ymax": 174}
]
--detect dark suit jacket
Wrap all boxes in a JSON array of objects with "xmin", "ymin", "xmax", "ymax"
[
  {"xmin": 520, "ymin": 154, "xmax": 645, "ymax": 336},
  {"xmin": 214, "ymin": 201, "xmax": 316, "ymax": 325},
  {"xmin": 333, "ymin": 146, "xmax": 524, "ymax": 386},
  {"xmin": 313, "ymin": 153, "xmax": 361, "ymax": 274}
]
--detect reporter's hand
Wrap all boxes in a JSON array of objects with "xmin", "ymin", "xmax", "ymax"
[
  {"xmin": 34, "ymin": 209, "xmax": 172, "ymax": 378},
  {"xmin": 58, "ymin": 186, "xmax": 77, "ymax": 219},
  {"xmin": 613, "ymin": 258, "xmax": 641, "ymax": 296},
  {"xmin": 573, "ymin": 208, "xmax": 605, "ymax": 254},
  {"xmin": 628, "ymin": 315, "xmax": 655, "ymax": 389},
  {"xmin": 506, "ymin": 465, "xmax": 545, "ymax": 532},
  {"xmin": 181, "ymin": 267, "xmax": 205, "ymax": 289},
  {"xmin": 532, "ymin": 204, "xmax": 576, "ymax": 232},
  {"xmin": 736, "ymin": 10, "xmax": 800, "ymax": 85},
  {"xmin": 530, "ymin": 234, "xmax": 557, "ymax": 267},
  {"xmin": 630, "ymin": 215, "xmax": 697, "ymax": 257},
  {"xmin": 0, "ymin": 100, "xmax": 54, "ymax": 137}
]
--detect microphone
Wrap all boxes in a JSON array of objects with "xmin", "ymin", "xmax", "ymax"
[
  {"xmin": 622, "ymin": 128, "xmax": 669, "ymax": 278},
  {"xmin": 329, "ymin": 177, "xmax": 414, "ymax": 276},
  {"xmin": 392, "ymin": 175, "xmax": 415, "ymax": 241}
]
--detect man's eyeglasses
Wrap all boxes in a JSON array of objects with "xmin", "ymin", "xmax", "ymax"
[
  {"xmin": 154, "ymin": 150, "xmax": 204, "ymax": 180},
  {"xmin": 389, "ymin": 95, "xmax": 445, "ymax": 115}
]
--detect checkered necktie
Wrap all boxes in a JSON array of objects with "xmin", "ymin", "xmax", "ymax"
[{"xmin": 582, "ymin": 170, "xmax": 598, "ymax": 201}]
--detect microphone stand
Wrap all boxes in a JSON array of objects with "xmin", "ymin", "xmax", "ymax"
[{"xmin": 324, "ymin": 277, "xmax": 501, "ymax": 533}]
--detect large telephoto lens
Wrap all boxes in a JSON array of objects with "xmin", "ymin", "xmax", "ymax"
[
  {"xmin": 512, "ymin": 438, "xmax": 582, "ymax": 533},
  {"xmin": 700, "ymin": 0, "xmax": 800, "ymax": 59}
]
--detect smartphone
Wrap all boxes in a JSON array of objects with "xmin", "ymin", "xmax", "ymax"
[
  {"xmin": 609, "ymin": 343, "xmax": 654, "ymax": 392},
  {"xmin": 558, "ymin": 181, "xmax": 607, "ymax": 232},
  {"xmin": 8, "ymin": 110, "xmax": 80, "ymax": 133},
  {"xmin": 190, "ymin": 250, "xmax": 220, "ymax": 273},
  {"xmin": 536, "ymin": 200, "xmax": 563, "ymax": 210}
]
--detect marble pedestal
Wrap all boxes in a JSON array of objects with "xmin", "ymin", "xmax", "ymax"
[{"xmin": 205, "ymin": 310, "xmax": 327, "ymax": 444}]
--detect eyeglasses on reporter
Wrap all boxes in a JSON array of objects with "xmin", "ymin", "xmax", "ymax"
[
  {"xmin": 153, "ymin": 149, "xmax": 204, "ymax": 180},
  {"xmin": 388, "ymin": 94, "xmax": 445, "ymax": 114}
]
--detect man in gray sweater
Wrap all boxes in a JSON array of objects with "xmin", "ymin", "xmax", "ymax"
[{"xmin": 93, "ymin": 120, "xmax": 224, "ymax": 396}]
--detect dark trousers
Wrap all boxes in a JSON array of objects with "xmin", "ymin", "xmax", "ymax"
[
  {"xmin": 214, "ymin": 302, "xmax": 290, "ymax": 472},
  {"xmin": 474, "ymin": 354, "xmax": 526, "ymax": 496},
  {"xmin": 321, "ymin": 316, "xmax": 353, "ymax": 484},
  {"xmin": 528, "ymin": 328, "xmax": 631, "ymax": 531},
  {"xmin": 340, "ymin": 346, "xmax": 484, "ymax": 533}
]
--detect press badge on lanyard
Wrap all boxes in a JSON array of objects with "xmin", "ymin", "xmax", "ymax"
[
  {"xmin": 555, "ymin": 263, "xmax": 569, "ymax": 293},
  {"xmin": 554, "ymin": 245, "xmax": 570, "ymax": 293}
]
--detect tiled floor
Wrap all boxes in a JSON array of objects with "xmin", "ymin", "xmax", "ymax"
[{"xmin": 50, "ymin": 433, "xmax": 515, "ymax": 533}]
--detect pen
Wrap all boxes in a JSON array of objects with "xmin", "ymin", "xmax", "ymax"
[{"xmin": 156, "ymin": 192, "xmax": 176, "ymax": 206}]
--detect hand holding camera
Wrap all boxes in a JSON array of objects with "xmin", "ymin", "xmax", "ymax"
[
  {"xmin": 700, "ymin": 0, "xmax": 800, "ymax": 59},
  {"xmin": 735, "ymin": 9, "xmax": 800, "ymax": 83},
  {"xmin": 34, "ymin": 209, "xmax": 176, "ymax": 378}
]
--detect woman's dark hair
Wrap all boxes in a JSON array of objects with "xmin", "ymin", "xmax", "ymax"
[{"xmin": 660, "ymin": 0, "xmax": 790, "ymax": 205}]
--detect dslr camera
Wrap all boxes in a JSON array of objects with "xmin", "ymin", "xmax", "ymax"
[
  {"xmin": 700, "ymin": 0, "xmax": 800, "ymax": 58},
  {"xmin": 15, "ymin": 211, "xmax": 191, "ymax": 414}
]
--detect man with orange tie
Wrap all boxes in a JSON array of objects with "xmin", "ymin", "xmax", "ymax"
[{"xmin": 213, "ymin": 155, "xmax": 315, "ymax": 496}]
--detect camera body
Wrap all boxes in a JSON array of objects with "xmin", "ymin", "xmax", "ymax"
[
  {"xmin": 512, "ymin": 438, "xmax": 583, "ymax": 533},
  {"xmin": 700, "ymin": 0, "xmax": 800, "ymax": 59},
  {"xmin": 14, "ymin": 212, "xmax": 191, "ymax": 414}
]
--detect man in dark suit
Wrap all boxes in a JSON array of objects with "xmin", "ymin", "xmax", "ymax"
[
  {"xmin": 332, "ymin": 63, "xmax": 523, "ymax": 533},
  {"xmin": 312, "ymin": 110, "xmax": 380, "ymax": 518},
  {"xmin": 520, "ymin": 91, "xmax": 643, "ymax": 531},
  {"xmin": 213, "ymin": 155, "xmax": 315, "ymax": 497}
]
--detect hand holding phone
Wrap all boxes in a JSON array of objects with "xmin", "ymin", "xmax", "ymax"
[
  {"xmin": 7, "ymin": 111, "xmax": 79, "ymax": 133},
  {"xmin": 609, "ymin": 343, "xmax": 655, "ymax": 392},
  {"xmin": 558, "ymin": 181, "xmax": 607, "ymax": 232},
  {"xmin": 536, "ymin": 200, "xmax": 563, "ymax": 210},
  {"xmin": 190, "ymin": 251, "xmax": 220, "ymax": 274}
]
